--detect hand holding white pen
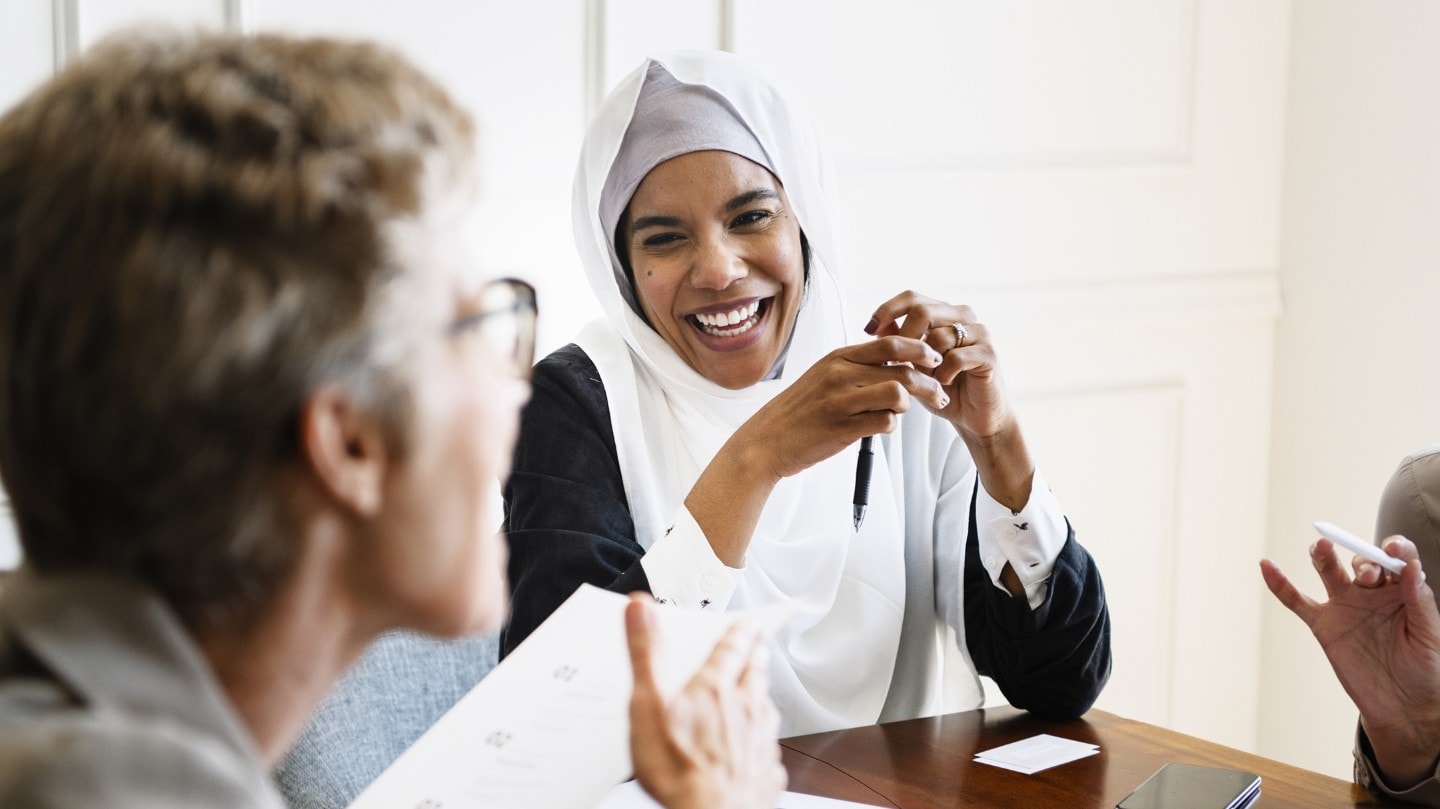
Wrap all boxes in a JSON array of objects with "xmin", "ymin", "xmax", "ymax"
[
  {"xmin": 1313, "ymin": 520, "xmax": 1415, "ymax": 579},
  {"xmin": 1262, "ymin": 527, "xmax": 1440, "ymax": 791}
]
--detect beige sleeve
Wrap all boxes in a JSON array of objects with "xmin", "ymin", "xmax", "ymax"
[
  {"xmin": 1355, "ymin": 722, "xmax": 1440, "ymax": 806},
  {"xmin": 1375, "ymin": 447, "xmax": 1440, "ymax": 612}
]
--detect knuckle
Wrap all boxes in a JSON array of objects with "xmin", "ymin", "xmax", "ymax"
[
  {"xmin": 697, "ymin": 678, "xmax": 726, "ymax": 703},
  {"xmin": 876, "ymin": 334, "xmax": 908, "ymax": 355},
  {"xmin": 882, "ymin": 380, "xmax": 908, "ymax": 408},
  {"xmin": 879, "ymin": 411, "xmax": 899, "ymax": 434}
]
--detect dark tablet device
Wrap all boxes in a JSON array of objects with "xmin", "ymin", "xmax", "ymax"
[{"xmin": 1116, "ymin": 762, "xmax": 1261, "ymax": 809}]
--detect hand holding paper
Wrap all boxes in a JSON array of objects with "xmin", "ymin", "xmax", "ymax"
[
  {"xmin": 348, "ymin": 586, "xmax": 787, "ymax": 809},
  {"xmin": 626, "ymin": 595, "xmax": 786, "ymax": 809}
]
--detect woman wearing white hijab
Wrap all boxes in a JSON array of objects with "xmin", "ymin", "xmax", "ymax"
[{"xmin": 503, "ymin": 51, "xmax": 1111, "ymax": 737}]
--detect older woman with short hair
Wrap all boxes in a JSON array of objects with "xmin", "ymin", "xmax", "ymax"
[{"xmin": 0, "ymin": 31, "xmax": 781, "ymax": 808}]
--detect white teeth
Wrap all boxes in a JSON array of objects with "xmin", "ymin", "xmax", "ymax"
[{"xmin": 694, "ymin": 300, "xmax": 764, "ymax": 337}]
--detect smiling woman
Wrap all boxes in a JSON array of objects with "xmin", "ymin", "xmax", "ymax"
[{"xmin": 502, "ymin": 50, "xmax": 1115, "ymax": 738}]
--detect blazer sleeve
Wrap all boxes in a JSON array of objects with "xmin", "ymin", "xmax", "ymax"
[
  {"xmin": 1355, "ymin": 722, "xmax": 1440, "ymax": 805},
  {"xmin": 500, "ymin": 345, "xmax": 650, "ymax": 658},
  {"xmin": 963, "ymin": 482, "xmax": 1112, "ymax": 718}
]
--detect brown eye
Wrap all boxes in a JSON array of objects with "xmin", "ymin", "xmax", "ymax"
[
  {"xmin": 641, "ymin": 232, "xmax": 683, "ymax": 249},
  {"xmin": 731, "ymin": 210, "xmax": 773, "ymax": 229}
]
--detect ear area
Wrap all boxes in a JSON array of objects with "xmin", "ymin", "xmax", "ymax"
[{"xmin": 298, "ymin": 386, "xmax": 390, "ymax": 518}]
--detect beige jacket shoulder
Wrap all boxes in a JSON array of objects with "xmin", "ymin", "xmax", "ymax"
[{"xmin": 0, "ymin": 568, "xmax": 284, "ymax": 809}]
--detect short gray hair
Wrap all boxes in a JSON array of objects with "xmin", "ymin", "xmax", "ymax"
[{"xmin": 0, "ymin": 30, "xmax": 475, "ymax": 629}]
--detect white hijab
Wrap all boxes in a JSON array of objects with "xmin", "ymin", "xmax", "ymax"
[{"xmin": 572, "ymin": 51, "xmax": 908, "ymax": 735}]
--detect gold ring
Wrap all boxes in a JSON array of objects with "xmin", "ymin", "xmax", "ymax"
[{"xmin": 952, "ymin": 322, "xmax": 968, "ymax": 347}]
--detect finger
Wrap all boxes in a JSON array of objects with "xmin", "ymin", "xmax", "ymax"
[
  {"xmin": 845, "ymin": 408, "xmax": 900, "ymax": 438},
  {"xmin": 740, "ymin": 658, "xmax": 780, "ymax": 741},
  {"xmin": 859, "ymin": 365, "xmax": 948, "ymax": 411},
  {"xmin": 932, "ymin": 341, "xmax": 997, "ymax": 387},
  {"xmin": 1379, "ymin": 535, "xmax": 1423, "ymax": 565},
  {"xmin": 868, "ymin": 292, "xmax": 977, "ymax": 341},
  {"xmin": 865, "ymin": 290, "xmax": 936, "ymax": 337},
  {"xmin": 924, "ymin": 321, "xmax": 977, "ymax": 355},
  {"xmin": 736, "ymin": 635, "xmax": 771, "ymax": 698},
  {"xmin": 1402, "ymin": 558, "xmax": 1439, "ymax": 621},
  {"xmin": 843, "ymin": 335, "xmax": 942, "ymax": 369},
  {"xmin": 1353, "ymin": 561, "xmax": 1386, "ymax": 588},
  {"xmin": 1310, "ymin": 538, "xmax": 1356, "ymax": 599},
  {"xmin": 887, "ymin": 303, "xmax": 978, "ymax": 342},
  {"xmin": 1260, "ymin": 558, "xmax": 1321, "ymax": 626},
  {"xmin": 625, "ymin": 595, "xmax": 662, "ymax": 697},
  {"xmin": 773, "ymin": 761, "xmax": 790, "ymax": 798},
  {"xmin": 694, "ymin": 622, "xmax": 760, "ymax": 688}
]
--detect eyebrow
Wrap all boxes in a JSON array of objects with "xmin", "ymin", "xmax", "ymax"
[
  {"xmin": 629, "ymin": 187, "xmax": 780, "ymax": 234},
  {"xmin": 725, "ymin": 188, "xmax": 779, "ymax": 212}
]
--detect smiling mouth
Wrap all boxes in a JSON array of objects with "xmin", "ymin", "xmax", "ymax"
[{"xmin": 687, "ymin": 298, "xmax": 770, "ymax": 338}]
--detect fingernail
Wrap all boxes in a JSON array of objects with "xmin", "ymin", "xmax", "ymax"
[
  {"xmin": 927, "ymin": 350, "xmax": 943, "ymax": 366},
  {"xmin": 939, "ymin": 394, "xmax": 950, "ymax": 408},
  {"xmin": 863, "ymin": 318, "xmax": 879, "ymax": 335}
]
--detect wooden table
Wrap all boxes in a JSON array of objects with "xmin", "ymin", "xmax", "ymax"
[{"xmin": 780, "ymin": 707, "xmax": 1386, "ymax": 808}]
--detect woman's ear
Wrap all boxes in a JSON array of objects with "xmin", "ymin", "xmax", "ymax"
[{"xmin": 297, "ymin": 386, "xmax": 390, "ymax": 517}]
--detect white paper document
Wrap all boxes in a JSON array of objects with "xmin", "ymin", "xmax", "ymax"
[
  {"xmin": 348, "ymin": 585, "xmax": 763, "ymax": 809},
  {"xmin": 596, "ymin": 780, "xmax": 883, "ymax": 808},
  {"xmin": 973, "ymin": 733, "xmax": 1099, "ymax": 775}
]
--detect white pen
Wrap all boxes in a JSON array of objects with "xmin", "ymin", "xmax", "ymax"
[{"xmin": 1313, "ymin": 520, "xmax": 1409, "ymax": 577}]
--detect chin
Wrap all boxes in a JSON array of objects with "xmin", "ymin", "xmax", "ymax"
[
  {"xmin": 420, "ymin": 596, "xmax": 508, "ymax": 639},
  {"xmin": 470, "ymin": 592, "xmax": 510, "ymax": 635},
  {"xmin": 704, "ymin": 360, "xmax": 772, "ymax": 390}
]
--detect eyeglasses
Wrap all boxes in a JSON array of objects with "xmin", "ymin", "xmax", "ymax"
[{"xmin": 445, "ymin": 277, "xmax": 537, "ymax": 379}]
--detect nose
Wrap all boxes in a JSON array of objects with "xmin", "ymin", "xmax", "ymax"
[{"xmin": 689, "ymin": 233, "xmax": 747, "ymax": 290}]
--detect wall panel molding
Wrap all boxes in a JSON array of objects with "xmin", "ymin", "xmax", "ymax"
[
  {"xmin": 730, "ymin": 0, "xmax": 1199, "ymax": 173},
  {"xmin": 848, "ymin": 271, "xmax": 1282, "ymax": 341},
  {"xmin": 52, "ymin": 0, "xmax": 78, "ymax": 69},
  {"xmin": 1013, "ymin": 381, "xmax": 1186, "ymax": 726},
  {"xmin": 718, "ymin": 0, "xmax": 737, "ymax": 52},
  {"xmin": 224, "ymin": 0, "xmax": 246, "ymax": 32},
  {"xmin": 584, "ymin": 0, "xmax": 607, "ymax": 119},
  {"xmin": 968, "ymin": 271, "xmax": 1281, "ymax": 329}
]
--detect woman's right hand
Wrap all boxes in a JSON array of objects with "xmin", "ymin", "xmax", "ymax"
[
  {"xmin": 626, "ymin": 596, "xmax": 786, "ymax": 809},
  {"xmin": 738, "ymin": 335, "xmax": 950, "ymax": 482},
  {"xmin": 686, "ymin": 335, "xmax": 948, "ymax": 565}
]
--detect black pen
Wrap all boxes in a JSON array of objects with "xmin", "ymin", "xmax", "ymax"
[{"xmin": 853, "ymin": 436, "xmax": 874, "ymax": 531}]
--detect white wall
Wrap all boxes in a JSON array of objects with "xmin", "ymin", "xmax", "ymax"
[
  {"xmin": 1259, "ymin": 0, "xmax": 1440, "ymax": 778},
  {"xmin": 0, "ymin": 0, "xmax": 1334, "ymax": 771}
]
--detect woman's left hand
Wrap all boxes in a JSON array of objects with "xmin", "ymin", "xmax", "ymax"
[
  {"xmin": 866, "ymin": 291, "xmax": 1013, "ymax": 439},
  {"xmin": 867, "ymin": 291, "xmax": 1035, "ymax": 517}
]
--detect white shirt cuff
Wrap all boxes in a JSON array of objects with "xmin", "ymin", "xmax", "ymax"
[
  {"xmin": 974, "ymin": 470, "xmax": 1068, "ymax": 609},
  {"xmin": 638, "ymin": 507, "xmax": 740, "ymax": 611}
]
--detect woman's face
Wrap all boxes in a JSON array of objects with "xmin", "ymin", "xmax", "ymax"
[
  {"xmin": 358, "ymin": 216, "xmax": 528, "ymax": 638},
  {"xmin": 623, "ymin": 150, "xmax": 804, "ymax": 390}
]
